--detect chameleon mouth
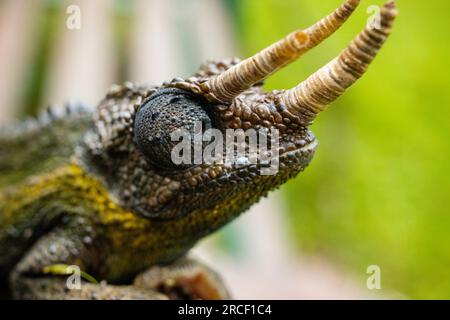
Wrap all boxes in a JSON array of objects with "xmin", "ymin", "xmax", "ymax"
[
  {"xmin": 278, "ymin": 126, "xmax": 318, "ymax": 158},
  {"xmin": 300, "ymin": 139, "xmax": 318, "ymax": 156},
  {"xmin": 229, "ymin": 137, "xmax": 318, "ymax": 173},
  {"xmin": 279, "ymin": 138, "xmax": 318, "ymax": 157},
  {"xmin": 278, "ymin": 138, "xmax": 318, "ymax": 169},
  {"xmin": 227, "ymin": 135, "xmax": 318, "ymax": 172}
]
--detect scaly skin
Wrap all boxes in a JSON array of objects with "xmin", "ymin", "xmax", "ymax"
[
  {"xmin": 0, "ymin": 82, "xmax": 313, "ymax": 299},
  {"xmin": 0, "ymin": 107, "xmax": 234, "ymax": 299},
  {"xmin": 0, "ymin": 0, "xmax": 397, "ymax": 299}
]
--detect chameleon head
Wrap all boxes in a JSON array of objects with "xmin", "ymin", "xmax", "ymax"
[{"xmin": 84, "ymin": 0, "xmax": 396, "ymax": 224}]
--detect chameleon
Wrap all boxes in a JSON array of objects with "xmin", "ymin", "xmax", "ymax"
[{"xmin": 0, "ymin": 0, "xmax": 396, "ymax": 299}]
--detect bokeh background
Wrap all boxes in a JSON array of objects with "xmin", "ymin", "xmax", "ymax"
[{"xmin": 0, "ymin": 0, "xmax": 449, "ymax": 299}]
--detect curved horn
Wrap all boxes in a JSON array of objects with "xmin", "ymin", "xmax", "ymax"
[
  {"xmin": 203, "ymin": 0, "xmax": 361, "ymax": 102},
  {"xmin": 280, "ymin": 1, "xmax": 397, "ymax": 125}
]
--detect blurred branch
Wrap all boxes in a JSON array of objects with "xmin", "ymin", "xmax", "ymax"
[{"xmin": 20, "ymin": 1, "xmax": 64, "ymax": 117}]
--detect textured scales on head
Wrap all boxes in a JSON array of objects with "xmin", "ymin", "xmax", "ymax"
[{"xmin": 79, "ymin": 0, "xmax": 397, "ymax": 226}]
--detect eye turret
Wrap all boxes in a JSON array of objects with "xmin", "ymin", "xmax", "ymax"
[{"xmin": 134, "ymin": 88, "xmax": 213, "ymax": 170}]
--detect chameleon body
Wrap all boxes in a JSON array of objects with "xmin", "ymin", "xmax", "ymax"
[{"xmin": 0, "ymin": 0, "xmax": 396, "ymax": 299}]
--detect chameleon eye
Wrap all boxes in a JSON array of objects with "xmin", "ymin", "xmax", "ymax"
[{"xmin": 134, "ymin": 88, "xmax": 213, "ymax": 170}]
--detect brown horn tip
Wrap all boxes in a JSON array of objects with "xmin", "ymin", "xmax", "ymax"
[{"xmin": 305, "ymin": 0, "xmax": 360, "ymax": 49}]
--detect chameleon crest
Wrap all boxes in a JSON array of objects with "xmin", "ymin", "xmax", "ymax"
[{"xmin": 0, "ymin": 0, "xmax": 396, "ymax": 299}]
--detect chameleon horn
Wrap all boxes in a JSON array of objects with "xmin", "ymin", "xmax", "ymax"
[
  {"xmin": 203, "ymin": 0, "xmax": 360, "ymax": 103},
  {"xmin": 280, "ymin": 1, "xmax": 397, "ymax": 125}
]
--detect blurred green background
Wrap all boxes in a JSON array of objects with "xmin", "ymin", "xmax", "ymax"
[
  {"xmin": 233, "ymin": 0, "xmax": 450, "ymax": 299},
  {"xmin": 0, "ymin": 0, "xmax": 448, "ymax": 299}
]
